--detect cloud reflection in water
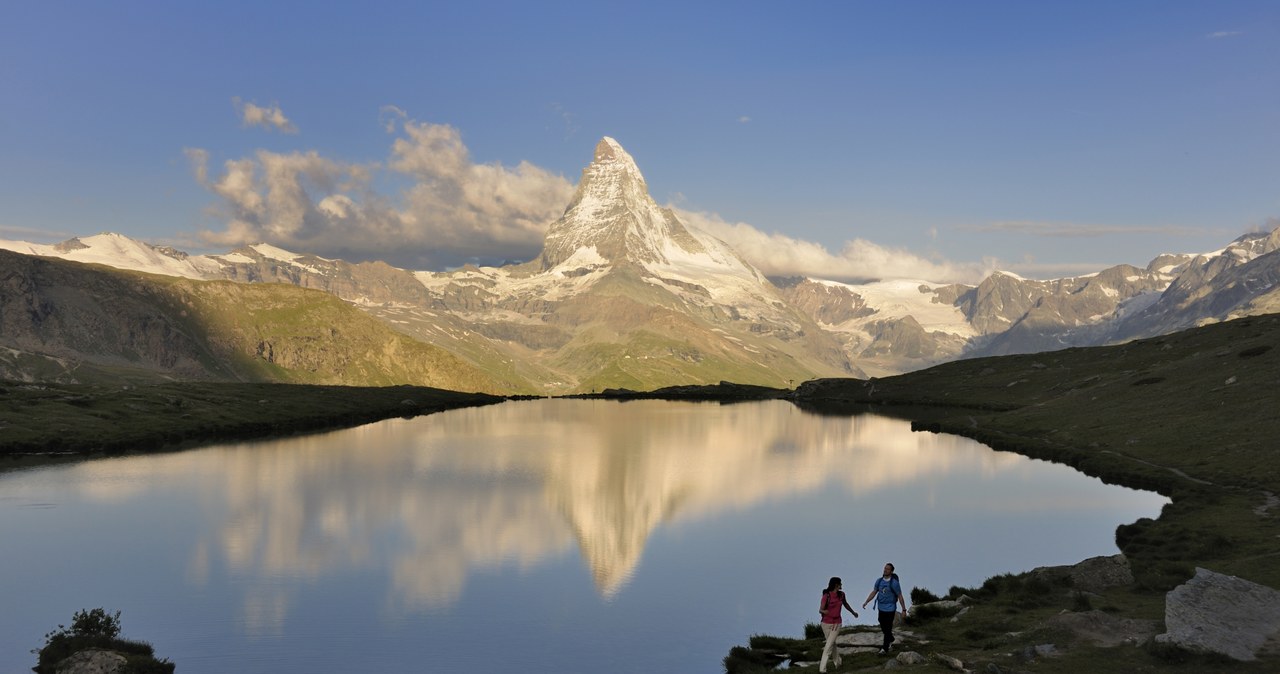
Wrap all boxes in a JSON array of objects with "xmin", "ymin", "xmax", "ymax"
[{"xmin": 59, "ymin": 400, "xmax": 1075, "ymax": 626}]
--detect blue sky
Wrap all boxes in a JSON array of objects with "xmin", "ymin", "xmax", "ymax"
[{"xmin": 2, "ymin": 1, "xmax": 1277, "ymax": 281}]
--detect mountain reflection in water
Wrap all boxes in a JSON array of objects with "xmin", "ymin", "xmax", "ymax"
[
  {"xmin": 65, "ymin": 401, "xmax": 1059, "ymax": 601},
  {"xmin": 1, "ymin": 399, "xmax": 1166, "ymax": 674}
]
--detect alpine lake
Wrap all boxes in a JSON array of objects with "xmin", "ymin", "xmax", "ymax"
[{"xmin": 0, "ymin": 398, "xmax": 1166, "ymax": 673}]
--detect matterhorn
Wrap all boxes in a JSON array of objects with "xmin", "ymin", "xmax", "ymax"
[{"xmin": 399, "ymin": 137, "xmax": 862, "ymax": 393}]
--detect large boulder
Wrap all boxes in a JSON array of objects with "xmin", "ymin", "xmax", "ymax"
[
  {"xmin": 53, "ymin": 648, "xmax": 127, "ymax": 674},
  {"xmin": 1154, "ymin": 567, "xmax": 1280, "ymax": 661}
]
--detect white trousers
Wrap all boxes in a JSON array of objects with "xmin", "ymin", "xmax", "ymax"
[{"xmin": 819, "ymin": 621, "xmax": 841, "ymax": 672}]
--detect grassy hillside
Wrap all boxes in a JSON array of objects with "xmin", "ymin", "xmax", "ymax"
[
  {"xmin": 163, "ymin": 277, "xmax": 508, "ymax": 391},
  {"xmin": 795, "ymin": 313, "xmax": 1280, "ymax": 588},
  {"xmin": 727, "ymin": 313, "xmax": 1280, "ymax": 672},
  {"xmin": 0, "ymin": 251, "xmax": 511, "ymax": 393}
]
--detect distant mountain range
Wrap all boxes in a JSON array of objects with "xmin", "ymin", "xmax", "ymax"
[{"xmin": 3, "ymin": 137, "xmax": 1279, "ymax": 392}]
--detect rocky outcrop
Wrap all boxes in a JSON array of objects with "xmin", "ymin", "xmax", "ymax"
[
  {"xmin": 218, "ymin": 250, "xmax": 435, "ymax": 306},
  {"xmin": 909, "ymin": 599, "xmax": 966, "ymax": 618},
  {"xmin": 51, "ymin": 649, "xmax": 127, "ymax": 674},
  {"xmin": 1154, "ymin": 567, "xmax": 1280, "ymax": 661},
  {"xmin": 772, "ymin": 277, "xmax": 876, "ymax": 325},
  {"xmin": 1030, "ymin": 554, "xmax": 1134, "ymax": 594},
  {"xmin": 0, "ymin": 250, "xmax": 230, "ymax": 380}
]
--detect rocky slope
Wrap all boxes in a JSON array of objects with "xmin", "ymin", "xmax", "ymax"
[{"xmin": 0, "ymin": 250, "xmax": 507, "ymax": 391}]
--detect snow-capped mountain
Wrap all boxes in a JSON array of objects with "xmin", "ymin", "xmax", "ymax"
[
  {"xmin": 0, "ymin": 233, "xmax": 225, "ymax": 279},
  {"xmin": 398, "ymin": 137, "xmax": 861, "ymax": 391},
  {"xmin": 3, "ymin": 137, "xmax": 1279, "ymax": 390},
  {"xmin": 1108, "ymin": 227, "xmax": 1280, "ymax": 341},
  {"xmin": 415, "ymin": 138, "xmax": 813, "ymax": 332},
  {"xmin": 1, "ymin": 138, "xmax": 861, "ymax": 392}
]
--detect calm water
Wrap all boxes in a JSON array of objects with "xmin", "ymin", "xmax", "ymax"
[{"xmin": 0, "ymin": 399, "xmax": 1165, "ymax": 673}]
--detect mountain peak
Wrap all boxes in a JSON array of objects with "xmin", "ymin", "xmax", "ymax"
[
  {"xmin": 577, "ymin": 136, "xmax": 647, "ymax": 200},
  {"xmin": 594, "ymin": 136, "xmax": 626, "ymax": 160},
  {"xmin": 538, "ymin": 137, "xmax": 670, "ymax": 269}
]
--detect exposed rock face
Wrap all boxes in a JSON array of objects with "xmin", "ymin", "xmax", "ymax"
[
  {"xmin": 909, "ymin": 599, "xmax": 966, "ymax": 618},
  {"xmin": 772, "ymin": 277, "xmax": 876, "ymax": 325},
  {"xmin": 1031, "ymin": 554, "xmax": 1134, "ymax": 594},
  {"xmin": 1154, "ymin": 567, "xmax": 1280, "ymax": 661},
  {"xmin": 963, "ymin": 266, "xmax": 1172, "ymax": 357},
  {"xmin": 218, "ymin": 249, "xmax": 434, "ymax": 306},
  {"xmin": 538, "ymin": 138, "xmax": 716, "ymax": 270},
  {"xmin": 861, "ymin": 316, "xmax": 951, "ymax": 360},
  {"xmin": 0, "ymin": 249, "xmax": 227, "ymax": 381},
  {"xmin": 0, "ymin": 250, "xmax": 503, "ymax": 391},
  {"xmin": 53, "ymin": 648, "xmax": 127, "ymax": 674}
]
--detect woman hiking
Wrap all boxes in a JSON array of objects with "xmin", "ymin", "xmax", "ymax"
[{"xmin": 818, "ymin": 576, "xmax": 857, "ymax": 672}]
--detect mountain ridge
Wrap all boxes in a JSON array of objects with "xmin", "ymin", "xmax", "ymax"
[{"xmin": 3, "ymin": 138, "xmax": 1278, "ymax": 390}]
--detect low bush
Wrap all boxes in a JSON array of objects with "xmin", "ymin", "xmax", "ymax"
[
  {"xmin": 802, "ymin": 622, "xmax": 823, "ymax": 640},
  {"xmin": 911, "ymin": 586, "xmax": 941, "ymax": 604},
  {"xmin": 723, "ymin": 645, "xmax": 779, "ymax": 674},
  {"xmin": 32, "ymin": 608, "xmax": 173, "ymax": 674},
  {"xmin": 912, "ymin": 603, "xmax": 948, "ymax": 621}
]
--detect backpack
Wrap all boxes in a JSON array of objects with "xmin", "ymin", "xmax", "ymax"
[{"xmin": 876, "ymin": 575, "xmax": 900, "ymax": 606}]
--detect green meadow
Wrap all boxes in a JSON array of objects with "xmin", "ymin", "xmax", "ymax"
[{"xmin": 728, "ymin": 313, "xmax": 1280, "ymax": 672}]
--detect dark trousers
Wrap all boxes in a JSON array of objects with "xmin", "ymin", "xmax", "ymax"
[{"xmin": 878, "ymin": 610, "xmax": 896, "ymax": 650}]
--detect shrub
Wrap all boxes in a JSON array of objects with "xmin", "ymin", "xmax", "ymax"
[
  {"xmin": 912, "ymin": 603, "xmax": 947, "ymax": 621},
  {"xmin": 802, "ymin": 622, "xmax": 824, "ymax": 640},
  {"xmin": 723, "ymin": 645, "xmax": 777, "ymax": 674},
  {"xmin": 911, "ymin": 586, "xmax": 941, "ymax": 604},
  {"xmin": 33, "ymin": 608, "xmax": 173, "ymax": 674},
  {"xmin": 49, "ymin": 608, "xmax": 122, "ymax": 640}
]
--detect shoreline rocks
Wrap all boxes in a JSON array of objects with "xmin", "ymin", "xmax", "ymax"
[{"xmin": 1154, "ymin": 567, "xmax": 1280, "ymax": 661}]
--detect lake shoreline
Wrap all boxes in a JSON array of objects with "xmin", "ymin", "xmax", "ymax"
[
  {"xmin": 5, "ymin": 315, "xmax": 1278, "ymax": 671},
  {"xmin": 0, "ymin": 382, "xmax": 509, "ymax": 471},
  {"xmin": 728, "ymin": 315, "xmax": 1280, "ymax": 672}
]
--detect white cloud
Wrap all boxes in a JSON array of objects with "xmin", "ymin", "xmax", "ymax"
[
  {"xmin": 1207, "ymin": 30, "xmax": 1242, "ymax": 39},
  {"xmin": 673, "ymin": 208, "xmax": 993, "ymax": 284},
  {"xmin": 191, "ymin": 113, "xmax": 987, "ymax": 279},
  {"xmin": 379, "ymin": 105, "xmax": 408, "ymax": 133},
  {"xmin": 233, "ymin": 97, "xmax": 298, "ymax": 134},
  {"xmin": 738, "ymin": 116, "xmax": 751, "ymax": 124},
  {"xmin": 192, "ymin": 118, "xmax": 574, "ymax": 269}
]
